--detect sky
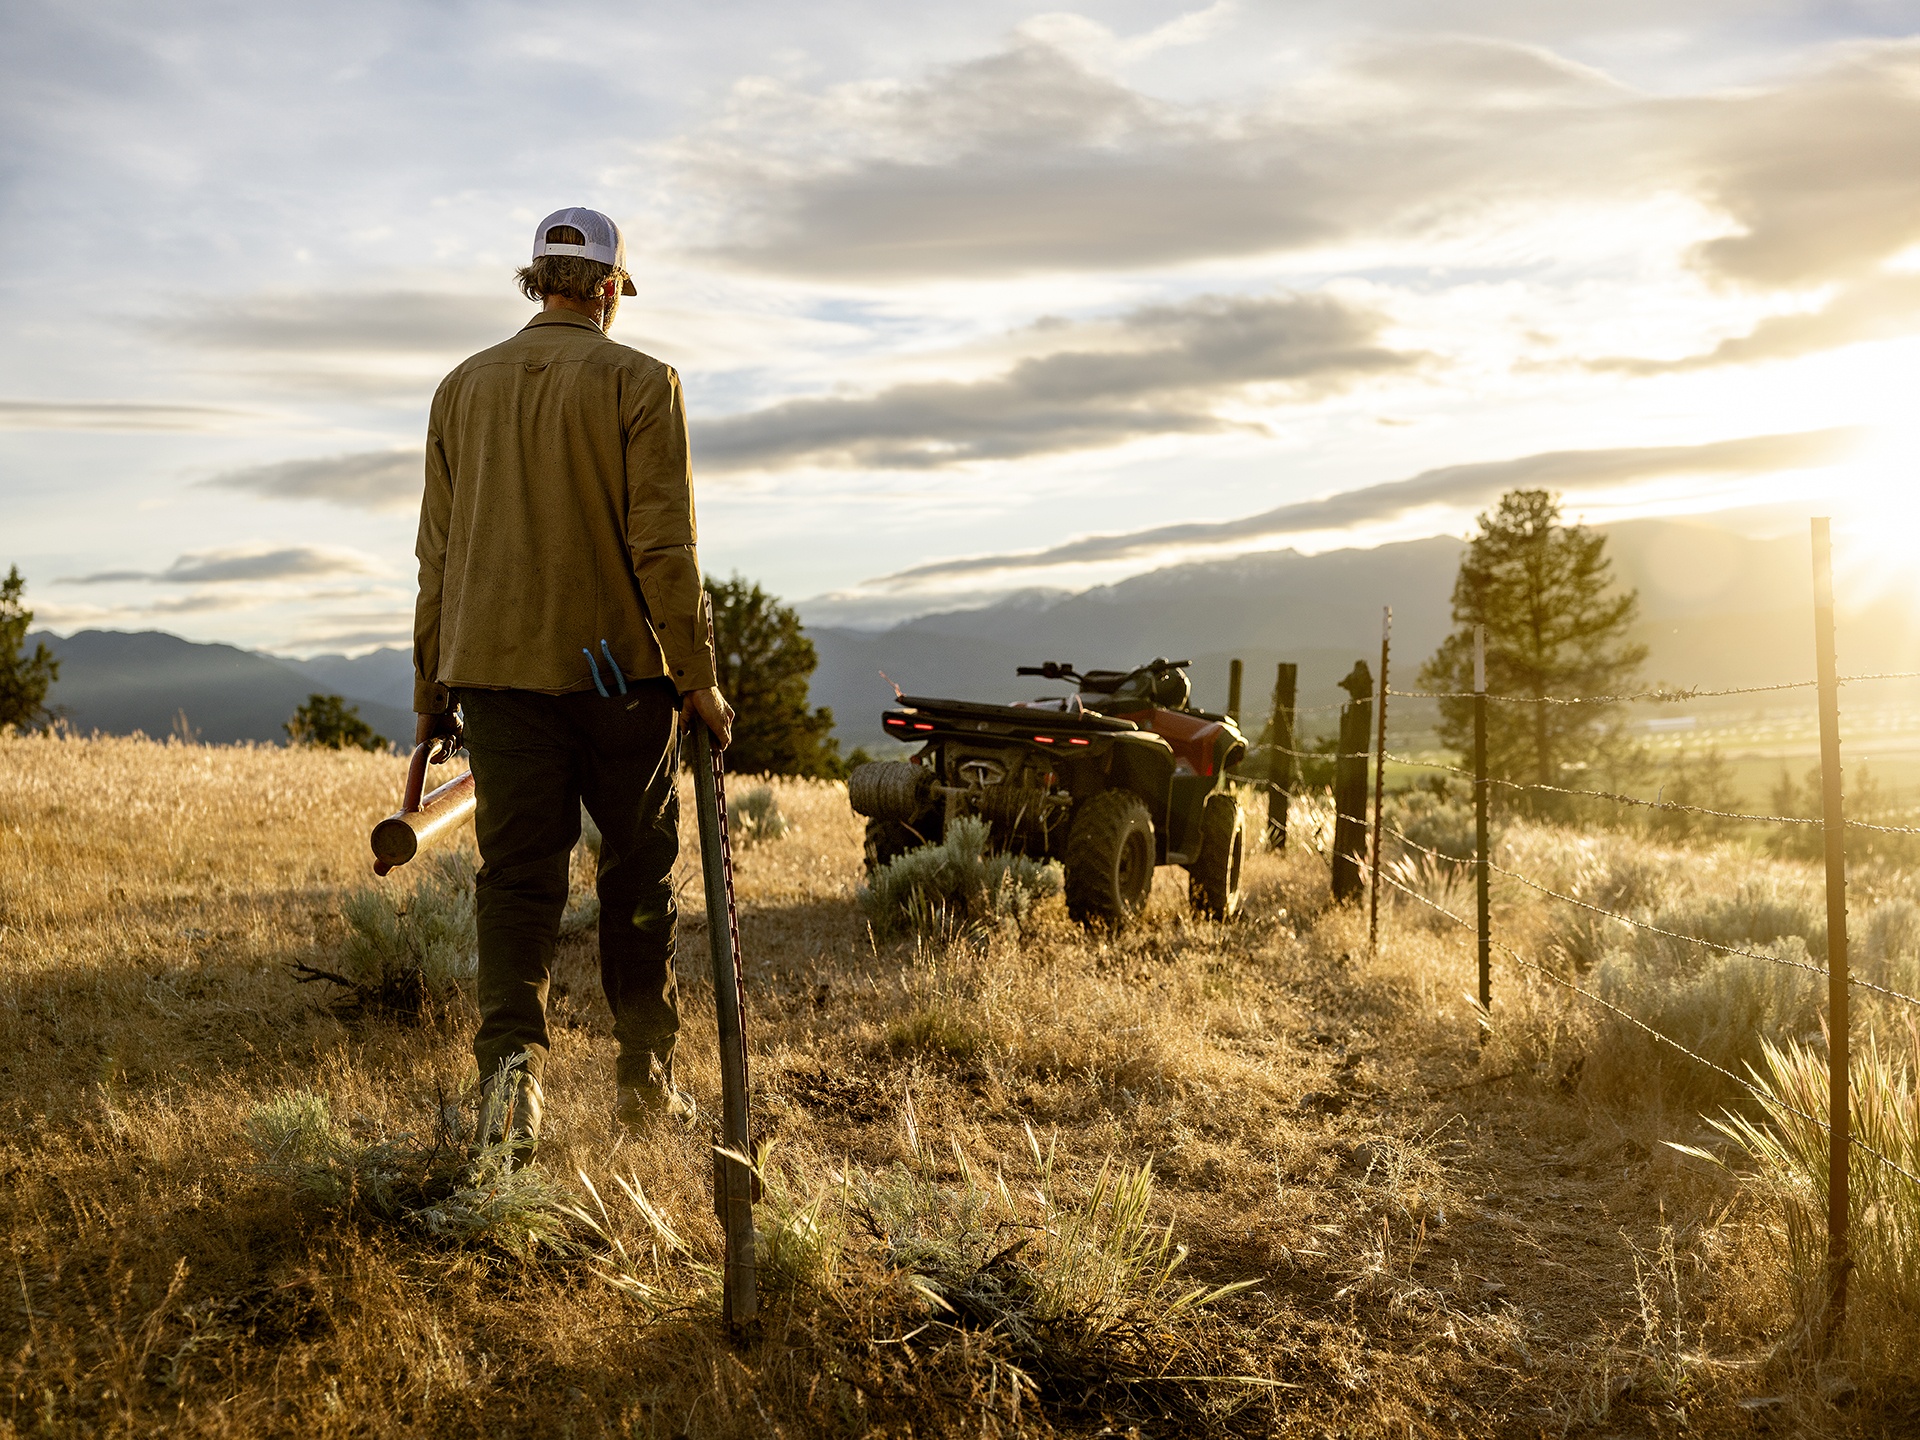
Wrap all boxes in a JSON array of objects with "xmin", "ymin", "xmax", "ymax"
[{"xmin": 3, "ymin": 0, "xmax": 1918, "ymax": 654}]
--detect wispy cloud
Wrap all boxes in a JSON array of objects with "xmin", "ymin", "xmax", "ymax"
[
  {"xmin": 59, "ymin": 545, "xmax": 379, "ymax": 585},
  {"xmin": 876, "ymin": 426, "xmax": 1859, "ymax": 585},
  {"xmin": 151, "ymin": 290, "xmax": 529, "ymax": 355},
  {"xmin": 1588, "ymin": 273, "xmax": 1920, "ymax": 373},
  {"xmin": 200, "ymin": 448, "xmax": 423, "ymax": 511},
  {"xmin": 0, "ymin": 399, "xmax": 252, "ymax": 431},
  {"xmin": 699, "ymin": 289, "xmax": 1421, "ymax": 470}
]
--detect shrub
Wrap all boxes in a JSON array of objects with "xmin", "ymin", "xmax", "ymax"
[
  {"xmin": 859, "ymin": 817, "xmax": 1061, "ymax": 939},
  {"xmin": 245, "ymin": 1088, "xmax": 581, "ymax": 1259},
  {"xmin": 1586, "ymin": 939, "xmax": 1821, "ymax": 1105},
  {"xmin": 729, "ymin": 784, "xmax": 789, "ymax": 848},
  {"xmin": 301, "ymin": 850, "xmax": 478, "ymax": 1020}
]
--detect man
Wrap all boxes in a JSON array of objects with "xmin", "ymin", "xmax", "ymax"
[{"xmin": 412, "ymin": 206, "xmax": 734, "ymax": 1158}]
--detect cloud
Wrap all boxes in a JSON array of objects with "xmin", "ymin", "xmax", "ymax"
[
  {"xmin": 698, "ymin": 289, "xmax": 1421, "ymax": 470},
  {"xmin": 60, "ymin": 546, "xmax": 379, "ymax": 585},
  {"xmin": 673, "ymin": 33, "xmax": 1633, "ymax": 280},
  {"xmin": 1589, "ymin": 272, "xmax": 1920, "ymax": 373},
  {"xmin": 151, "ymin": 290, "xmax": 528, "ymax": 355},
  {"xmin": 202, "ymin": 448, "xmax": 423, "ymax": 511},
  {"xmin": 677, "ymin": 32, "xmax": 1920, "ymax": 296},
  {"xmin": 876, "ymin": 426, "xmax": 1858, "ymax": 584},
  {"xmin": 0, "ymin": 399, "xmax": 251, "ymax": 431}
]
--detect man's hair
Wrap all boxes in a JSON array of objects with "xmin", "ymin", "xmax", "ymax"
[{"xmin": 515, "ymin": 224, "xmax": 619, "ymax": 303}]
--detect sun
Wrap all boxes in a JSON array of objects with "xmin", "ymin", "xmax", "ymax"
[{"xmin": 1828, "ymin": 420, "xmax": 1920, "ymax": 614}]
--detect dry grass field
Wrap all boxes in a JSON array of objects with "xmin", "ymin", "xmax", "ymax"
[{"xmin": 2, "ymin": 731, "xmax": 1917, "ymax": 1438}]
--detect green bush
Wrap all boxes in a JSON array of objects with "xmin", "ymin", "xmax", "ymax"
[
  {"xmin": 860, "ymin": 817, "xmax": 1061, "ymax": 938},
  {"xmin": 1587, "ymin": 938, "xmax": 1822, "ymax": 1105},
  {"xmin": 318, "ymin": 850, "xmax": 478, "ymax": 1019},
  {"xmin": 729, "ymin": 784, "xmax": 788, "ymax": 848},
  {"xmin": 246, "ymin": 1088, "xmax": 581, "ymax": 1259}
]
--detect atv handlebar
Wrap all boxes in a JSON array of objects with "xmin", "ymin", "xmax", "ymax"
[{"xmin": 1016, "ymin": 657, "xmax": 1189, "ymax": 680}]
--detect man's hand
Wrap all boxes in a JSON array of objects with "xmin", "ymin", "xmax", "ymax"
[
  {"xmin": 414, "ymin": 711, "xmax": 460, "ymax": 747},
  {"xmin": 682, "ymin": 686, "xmax": 735, "ymax": 749}
]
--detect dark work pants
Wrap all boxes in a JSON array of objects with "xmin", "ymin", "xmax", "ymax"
[{"xmin": 457, "ymin": 681, "xmax": 680, "ymax": 1090}]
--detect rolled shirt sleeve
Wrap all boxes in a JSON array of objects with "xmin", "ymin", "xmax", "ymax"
[{"xmin": 624, "ymin": 364, "xmax": 718, "ymax": 693}]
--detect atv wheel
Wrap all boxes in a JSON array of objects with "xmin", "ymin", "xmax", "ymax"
[
  {"xmin": 864, "ymin": 816, "xmax": 935, "ymax": 873},
  {"xmin": 1064, "ymin": 790, "xmax": 1156, "ymax": 926},
  {"xmin": 1187, "ymin": 792, "xmax": 1245, "ymax": 920}
]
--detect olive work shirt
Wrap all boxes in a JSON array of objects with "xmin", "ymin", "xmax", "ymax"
[{"xmin": 412, "ymin": 308, "xmax": 718, "ymax": 715}]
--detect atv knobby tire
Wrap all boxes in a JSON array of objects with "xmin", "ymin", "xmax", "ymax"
[
  {"xmin": 1064, "ymin": 790, "xmax": 1156, "ymax": 927},
  {"xmin": 864, "ymin": 816, "xmax": 935, "ymax": 873},
  {"xmin": 1187, "ymin": 791, "xmax": 1245, "ymax": 920}
]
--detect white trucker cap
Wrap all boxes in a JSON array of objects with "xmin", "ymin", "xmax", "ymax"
[{"xmin": 531, "ymin": 207, "xmax": 637, "ymax": 295}]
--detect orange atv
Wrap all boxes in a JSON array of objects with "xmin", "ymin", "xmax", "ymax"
[{"xmin": 847, "ymin": 658, "xmax": 1248, "ymax": 927}]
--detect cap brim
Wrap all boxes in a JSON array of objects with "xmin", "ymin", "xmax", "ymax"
[{"xmin": 620, "ymin": 277, "xmax": 637, "ymax": 296}]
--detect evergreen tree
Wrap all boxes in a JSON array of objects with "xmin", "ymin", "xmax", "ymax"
[
  {"xmin": 0, "ymin": 567, "xmax": 60, "ymax": 730},
  {"xmin": 1418, "ymin": 490, "xmax": 1646, "ymax": 798},
  {"xmin": 286, "ymin": 694, "xmax": 388, "ymax": 751},
  {"xmin": 705, "ymin": 575, "xmax": 843, "ymax": 777}
]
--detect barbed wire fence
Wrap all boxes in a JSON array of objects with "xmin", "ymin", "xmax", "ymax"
[{"xmin": 1240, "ymin": 517, "xmax": 1919, "ymax": 1349}]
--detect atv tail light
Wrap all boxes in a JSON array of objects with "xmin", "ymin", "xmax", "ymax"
[
  {"xmin": 912, "ymin": 722, "xmax": 934, "ymax": 731},
  {"xmin": 1032, "ymin": 735, "xmax": 1054, "ymax": 744},
  {"xmin": 1067, "ymin": 737, "xmax": 1090, "ymax": 746}
]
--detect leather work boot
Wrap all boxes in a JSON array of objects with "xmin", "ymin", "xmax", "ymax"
[
  {"xmin": 615, "ymin": 1054, "xmax": 696, "ymax": 1132},
  {"xmin": 476, "ymin": 1061, "xmax": 544, "ymax": 1167}
]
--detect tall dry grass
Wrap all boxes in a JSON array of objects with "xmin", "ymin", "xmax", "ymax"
[{"xmin": 3, "ymin": 729, "xmax": 1917, "ymax": 1435}]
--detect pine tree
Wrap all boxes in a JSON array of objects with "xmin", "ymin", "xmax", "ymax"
[
  {"xmin": 704, "ymin": 575, "xmax": 843, "ymax": 777},
  {"xmin": 1418, "ymin": 490, "xmax": 1646, "ymax": 799},
  {"xmin": 0, "ymin": 567, "xmax": 60, "ymax": 730}
]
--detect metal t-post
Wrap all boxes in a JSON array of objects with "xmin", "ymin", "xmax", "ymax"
[
  {"xmin": 1227, "ymin": 657, "xmax": 1243, "ymax": 723},
  {"xmin": 1369, "ymin": 607, "xmax": 1391, "ymax": 952},
  {"xmin": 690, "ymin": 719, "xmax": 759, "ymax": 1328},
  {"xmin": 1473, "ymin": 625, "xmax": 1491, "ymax": 1026},
  {"xmin": 1811, "ymin": 517, "xmax": 1850, "ymax": 1347}
]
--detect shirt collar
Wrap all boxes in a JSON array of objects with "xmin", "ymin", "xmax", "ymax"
[{"xmin": 524, "ymin": 309, "xmax": 606, "ymax": 334}]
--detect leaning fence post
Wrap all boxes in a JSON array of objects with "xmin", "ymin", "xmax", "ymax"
[
  {"xmin": 1267, "ymin": 663, "xmax": 1298, "ymax": 849},
  {"xmin": 1369, "ymin": 606, "xmax": 1391, "ymax": 952},
  {"xmin": 1227, "ymin": 657, "xmax": 1243, "ymax": 724},
  {"xmin": 1811, "ymin": 516, "xmax": 1851, "ymax": 1347},
  {"xmin": 1474, "ymin": 625, "xmax": 1491, "ymax": 1026}
]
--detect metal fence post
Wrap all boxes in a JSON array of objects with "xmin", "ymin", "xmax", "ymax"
[
  {"xmin": 1369, "ymin": 607, "xmax": 1391, "ymax": 952},
  {"xmin": 1267, "ymin": 663, "xmax": 1297, "ymax": 849},
  {"xmin": 1227, "ymin": 657, "xmax": 1243, "ymax": 724},
  {"xmin": 1474, "ymin": 625, "xmax": 1491, "ymax": 1025},
  {"xmin": 1811, "ymin": 516, "xmax": 1851, "ymax": 1346}
]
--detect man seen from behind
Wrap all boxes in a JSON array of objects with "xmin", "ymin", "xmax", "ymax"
[{"xmin": 412, "ymin": 206, "xmax": 734, "ymax": 1159}]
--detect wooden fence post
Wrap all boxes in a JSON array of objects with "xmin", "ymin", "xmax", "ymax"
[
  {"xmin": 1267, "ymin": 663, "xmax": 1297, "ymax": 849},
  {"xmin": 1369, "ymin": 607, "xmax": 1391, "ymax": 952},
  {"xmin": 1332, "ymin": 660, "xmax": 1373, "ymax": 903},
  {"xmin": 1227, "ymin": 657, "xmax": 1243, "ymax": 724},
  {"xmin": 1811, "ymin": 516, "xmax": 1851, "ymax": 1347},
  {"xmin": 1474, "ymin": 625, "xmax": 1491, "ymax": 1025}
]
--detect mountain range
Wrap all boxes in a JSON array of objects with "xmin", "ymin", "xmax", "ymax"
[{"xmin": 29, "ymin": 518, "xmax": 1914, "ymax": 748}]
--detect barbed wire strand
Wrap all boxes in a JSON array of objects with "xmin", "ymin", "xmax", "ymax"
[
  {"xmin": 1388, "ymin": 680, "xmax": 1817, "ymax": 705},
  {"xmin": 1361, "ymin": 748, "xmax": 1914, "ymax": 836},
  {"xmin": 1386, "ymin": 668, "xmax": 1920, "ymax": 707}
]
